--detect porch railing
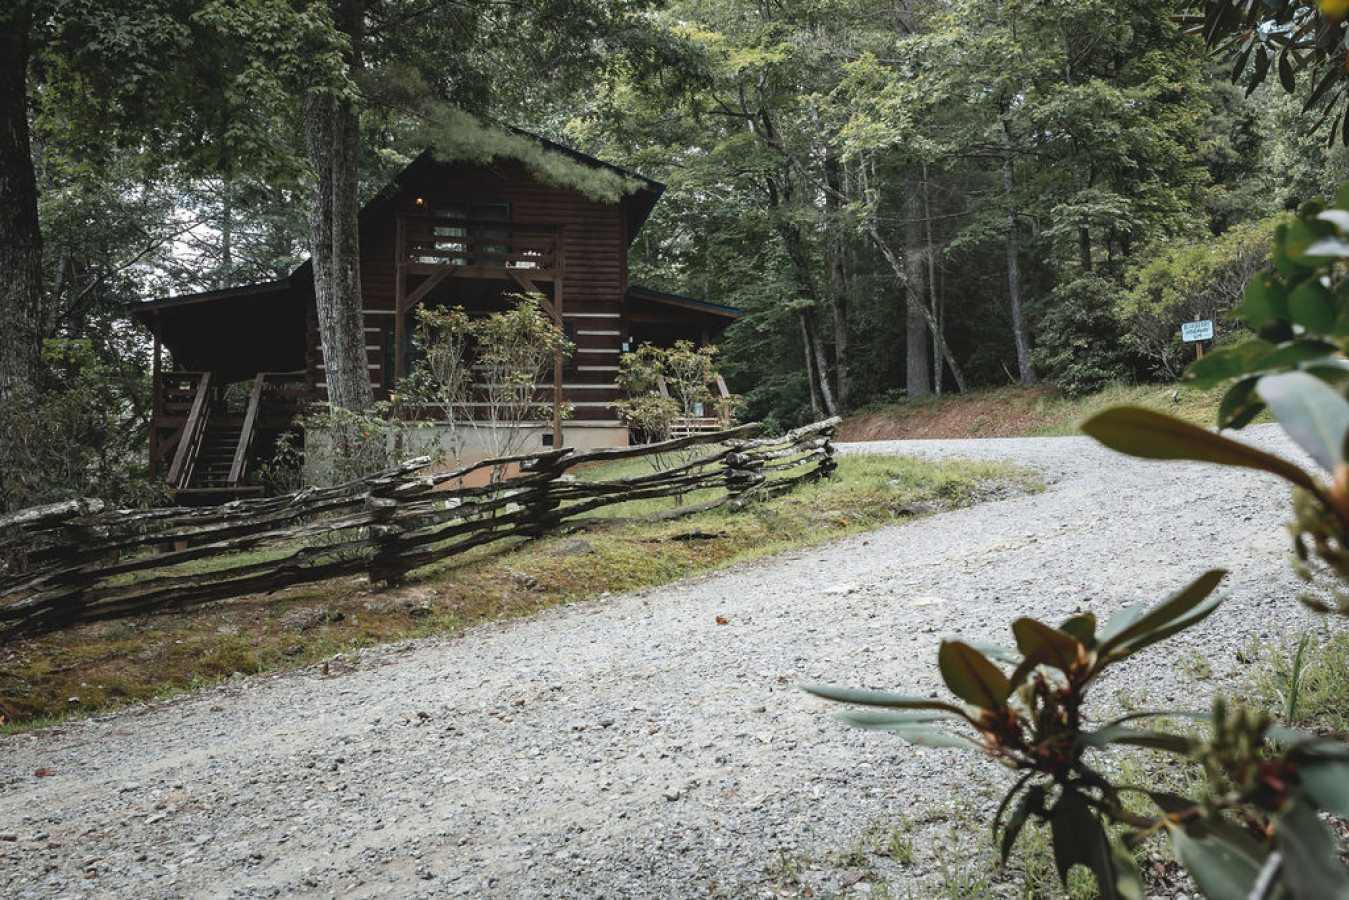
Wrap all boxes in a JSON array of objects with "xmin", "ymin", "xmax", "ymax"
[
  {"xmin": 166, "ymin": 372, "xmax": 212, "ymax": 489},
  {"xmin": 400, "ymin": 216, "xmax": 561, "ymax": 275}
]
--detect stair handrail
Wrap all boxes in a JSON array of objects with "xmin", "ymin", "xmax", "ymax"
[
  {"xmin": 167, "ymin": 371, "xmax": 212, "ymax": 489},
  {"xmin": 228, "ymin": 373, "xmax": 268, "ymax": 486}
]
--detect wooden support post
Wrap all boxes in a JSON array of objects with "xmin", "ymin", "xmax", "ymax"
[
  {"xmin": 150, "ymin": 319, "xmax": 163, "ymax": 477},
  {"xmin": 366, "ymin": 496, "xmax": 406, "ymax": 586},
  {"xmin": 552, "ymin": 226, "xmax": 566, "ymax": 449},
  {"xmin": 395, "ymin": 214, "xmax": 406, "ymax": 386}
]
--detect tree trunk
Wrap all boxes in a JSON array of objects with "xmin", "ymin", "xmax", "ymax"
[
  {"xmin": 799, "ymin": 315, "xmax": 824, "ymax": 419},
  {"xmin": 771, "ymin": 215, "xmax": 837, "ymax": 417},
  {"xmin": 0, "ymin": 3, "xmax": 43, "ymax": 398},
  {"xmin": 799, "ymin": 306, "xmax": 836, "ymax": 417},
  {"xmin": 923, "ymin": 169, "xmax": 943, "ymax": 396},
  {"xmin": 304, "ymin": 0, "xmax": 372, "ymax": 412},
  {"xmin": 823, "ymin": 146, "xmax": 850, "ymax": 412},
  {"xmin": 1001, "ymin": 118, "xmax": 1036, "ymax": 387},
  {"xmin": 903, "ymin": 184, "xmax": 932, "ymax": 398},
  {"xmin": 866, "ymin": 223, "xmax": 966, "ymax": 393}
]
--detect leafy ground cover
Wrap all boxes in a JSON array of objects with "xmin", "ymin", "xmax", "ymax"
[
  {"xmin": 0, "ymin": 454, "xmax": 1033, "ymax": 730},
  {"xmin": 839, "ymin": 381, "xmax": 1253, "ymax": 442}
]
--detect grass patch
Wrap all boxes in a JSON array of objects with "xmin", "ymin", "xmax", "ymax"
[
  {"xmin": 0, "ymin": 454, "xmax": 1035, "ymax": 730},
  {"xmin": 1235, "ymin": 628, "xmax": 1349, "ymax": 732}
]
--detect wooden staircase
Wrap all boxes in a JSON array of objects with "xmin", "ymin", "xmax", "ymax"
[
  {"xmin": 177, "ymin": 416, "xmax": 261, "ymax": 499},
  {"xmin": 151, "ymin": 372, "xmax": 311, "ymax": 505}
]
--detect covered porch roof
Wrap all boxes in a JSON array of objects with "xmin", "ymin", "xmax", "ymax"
[
  {"xmin": 625, "ymin": 285, "xmax": 741, "ymax": 321},
  {"xmin": 129, "ymin": 278, "xmax": 309, "ymax": 382}
]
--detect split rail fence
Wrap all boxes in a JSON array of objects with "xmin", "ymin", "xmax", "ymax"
[{"xmin": 0, "ymin": 418, "xmax": 838, "ymax": 638}]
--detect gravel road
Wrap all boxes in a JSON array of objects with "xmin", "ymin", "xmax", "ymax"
[{"xmin": 0, "ymin": 427, "xmax": 1330, "ymax": 899}]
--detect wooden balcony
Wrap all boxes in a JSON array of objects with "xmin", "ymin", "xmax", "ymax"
[{"xmin": 398, "ymin": 215, "xmax": 562, "ymax": 283}]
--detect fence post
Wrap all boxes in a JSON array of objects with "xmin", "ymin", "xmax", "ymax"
[
  {"xmin": 366, "ymin": 496, "xmax": 407, "ymax": 586},
  {"xmin": 722, "ymin": 448, "xmax": 765, "ymax": 510}
]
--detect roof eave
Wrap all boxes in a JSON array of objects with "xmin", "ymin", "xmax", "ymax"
[
  {"xmin": 129, "ymin": 278, "xmax": 293, "ymax": 320},
  {"xmin": 627, "ymin": 285, "xmax": 742, "ymax": 318}
]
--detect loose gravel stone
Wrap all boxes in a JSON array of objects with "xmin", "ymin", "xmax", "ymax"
[{"xmin": 0, "ymin": 427, "xmax": 1328, "ymax": 897}]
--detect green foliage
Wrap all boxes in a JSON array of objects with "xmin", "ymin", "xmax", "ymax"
[
  {"xmin": 414, "ymin": 107, "xmax": 642, "ymax": 204},
  {"xmin": 613, "ymin": 341, "xmax": 730, "ymax": 442},
  {"xmin": 812, "ymin": 179, "xmax": 1349, "ymax": 898},
  {"xmin": 1085, "ymin": 184, "xmax": 1349, "ymax": 614},
  {"xmin": 279, "ymin": 400, "xmax": 431, "ymax": 490},
  {"xmin": 612, "ymin": 341, "xmax": 735, "ymax": 489},
  {"xmin": 1030, "ymin": 276, "xmax": 1131, "ymax": 397},
  {"xmin": 36, "ymin": 0, "xmax": 338, "ymax": 182},
  {"xmin": 1189, "ymin": 0, "xmax": 1349, "ymax": 144},
  {"xmin": 291, "ymin": 295, "xmax": 572, "ymax": 487},
  {"xmin": 1120, "ymin": 220, "xmax": 1276, "ymax": 378},
  {"xmin": 806, "ymin": 572, "xmax": 1349, "ymax": 898},
  {"xmin": 1242, "ymin": 629, "xmax": 1349, "ymax": 732},
  {"xmin": 0, "ymin": 339, "xmax": 165, "ymax": 512},
  {"xmin": 469, "ymin": 295, "xmax": 572, "ymax": 464},
  {"xmin": 396, "ymin": 304, "xmax": 473, "ymax": 439},
  {"xmin": 386, "ymin": 295, "xmax": 570, "ymax": 476}
]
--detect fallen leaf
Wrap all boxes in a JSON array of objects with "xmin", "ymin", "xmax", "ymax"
[
  {"xmin": 715, "ymin": 616, "xmax": 730, "ymax": 625},
  {"xmin": 34, "ymin": 769, "xmax": 54, "ymax": 778}
]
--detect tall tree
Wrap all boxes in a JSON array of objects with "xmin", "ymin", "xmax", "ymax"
[
  {"xmin": 0, "ymin": 2, "xmax": 42, "ymax": 397},
  {"xmin": 0, "ymin": 0, "xmax": 334, "ymax": 396},
  {"xmin": 305, "ymin": 0, "xmax": 371, "ymax": 411}
]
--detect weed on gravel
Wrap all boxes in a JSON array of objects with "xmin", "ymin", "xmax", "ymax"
[
  {"xmin": 1235, "ymin": 627, "xmax": 1349, "ymax": 732},
  {"xmin": 0, "ymin": 454, "xmax": 1034, "ymax": 730}
]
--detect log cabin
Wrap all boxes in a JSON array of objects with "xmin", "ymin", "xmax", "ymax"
[{"xmin": 131, "ymin": 135, "xmax": 740, "ymax": 503}]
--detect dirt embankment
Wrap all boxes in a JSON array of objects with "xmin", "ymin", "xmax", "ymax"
[{"xmin": 837, "ymin": 385, "xmax": 1067, "ymax": 441}]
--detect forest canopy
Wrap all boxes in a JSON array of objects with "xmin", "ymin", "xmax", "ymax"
[{"xmin": 2, "ymin": 0, "xmax": 1347, "ymax": 508}]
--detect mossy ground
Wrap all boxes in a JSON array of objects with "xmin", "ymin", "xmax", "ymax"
[{"xmin": 0, "ymin": 454, "xmax": 1034, "ymax": 730}]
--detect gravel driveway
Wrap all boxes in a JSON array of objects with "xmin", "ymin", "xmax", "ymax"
[{"xmin": 0, "ymin": 426, "xmax": 1328, "ymax": 898}]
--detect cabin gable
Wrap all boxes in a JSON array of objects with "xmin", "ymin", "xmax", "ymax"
[{"xmin": 345, "ymin": 156, "xmax": 635, "ymax": 428}]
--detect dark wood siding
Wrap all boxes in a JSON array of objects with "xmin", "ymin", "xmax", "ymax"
[{"xmin": 353, "ymin": 158, "xmax": 628, "ymax": 420}]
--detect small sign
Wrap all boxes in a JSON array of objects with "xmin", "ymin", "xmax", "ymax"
[{"xmin": 1181, "ymin": 320, "xmax": 1214, "ymax": 342}]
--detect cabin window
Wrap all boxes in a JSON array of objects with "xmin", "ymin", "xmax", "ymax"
[
  {"xmin": 429, "ymin": 203, "xmax": 510, "ymax": 266},
  {"xmin": 430, "ymin": 205, "xmax": 467, "ymax": 265},
  {"xmin": 474, "ymin": 204, "xmax": 511, "ymax": 265}
]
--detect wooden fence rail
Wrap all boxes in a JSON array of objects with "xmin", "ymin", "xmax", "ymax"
[{"xmin": 0, "ymin": 419, "xmax": 839, "ymax": 638}]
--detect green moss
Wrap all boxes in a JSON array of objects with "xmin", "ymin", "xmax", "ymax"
[{"xmin": 413, "ymin": 106, "xmax": 642, "ymax": 204}]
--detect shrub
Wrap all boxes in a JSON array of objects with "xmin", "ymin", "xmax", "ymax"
[
  {"xmin": 1030, "ymin": 275, "xmax": 1130, "ymax": 397},
  {"xmin": 1118, "ymin": 220, "xmax": 1276, "ymax": 379},
  {"xmin": 612, "ymin": 341, "xmax": 735, "ymax": 445},
  {"xmin": 0, "ymin": 340, "xmax": 166, "ymax": 513}
]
